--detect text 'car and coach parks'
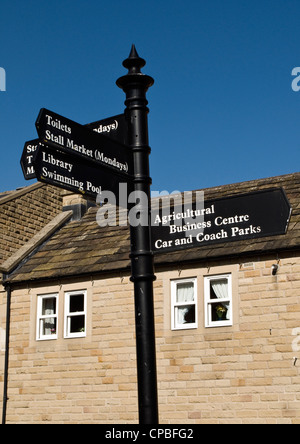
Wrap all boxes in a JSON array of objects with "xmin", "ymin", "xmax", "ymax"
[{"xmin": 151, "ymin": 188, "xmax": 292, "ymax": 253}]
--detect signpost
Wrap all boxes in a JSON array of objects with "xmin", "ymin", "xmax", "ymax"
[
  {"xmin": 17, "ymin": 47, "xmax": 293, "ymax": 427},
  {"xmin": 117, "ymin": 46, "xmax": 158, "ymax": 425},
  {"xmin": 151, "ymin": 188, "xmax": 292, "ymax": 253},
  {"xmin": 19, "ymin": 46, "xmax": 159, "ymax": 425}
]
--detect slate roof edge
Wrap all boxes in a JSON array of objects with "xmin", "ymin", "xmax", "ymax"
[
  {"xmin": 0, "ymin": 210, "xmax": 73, "ymax": 275},
  {"xmin": 5, "ymin": 242, "xmax": 300, "ymax": 287},
  {"xmin": 3, "ymin": 171, "xmax": 300, "ymax": 285},
  {"xmin": 0, "ymin": 182, "xmax": 44, "ymax": 205}
]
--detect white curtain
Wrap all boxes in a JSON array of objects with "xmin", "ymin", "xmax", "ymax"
[
  {"xmin": 176, "ymin": 283, "xmax": 194, "ymax": 325},
  {"xmin": 211, "ymin": 279, "xmax": 228, "ymax": 299},
  {"xmin": 43, "ymin": 298, "xmax": 56, "ymax": 335},
  {"xmin": 211, "ymin": 279, "xmax": 229, "ymax": 320},
  {"xmin": 176, "ymin": 282, "xmax": 194, "ymax": 303}
]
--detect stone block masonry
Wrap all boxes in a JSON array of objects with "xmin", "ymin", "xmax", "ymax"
[
  {"xmin": 3, "ymin": 253, "xmax": 300, "ymax": 424},
  {"xmin": 0, "ymin": 183, "xmax": 63, "ymax": 263}
]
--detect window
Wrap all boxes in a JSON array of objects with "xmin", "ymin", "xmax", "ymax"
[
  {"xmin": 37, "ymin": 294, "xmax": 58, "ymax": 340},
  {"xmin": 204, "ymin": 274, "xmax": 232, "ymax": 327},
  {"xmin": 171, "ymin": 278, "xmax": 197, "ymax": 330},
  {"xmin": 64, "ymin": 291, "xmax": 87, "ymax": 338}
]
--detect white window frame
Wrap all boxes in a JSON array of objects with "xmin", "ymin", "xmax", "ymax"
[
  {"xmin": 204, "ymin": 274, "xmax": 232, "ymax": 328},
  {"xmin": 171, "ymin": 278, "xmax": 198, "ymax": 330},
  {"xmin": 36, "ymin": 293, "xmax": 59, "ymax": 341},
  {"xmin": 64, "ymin": 290, "xmax": 87, "ymax": 338}
]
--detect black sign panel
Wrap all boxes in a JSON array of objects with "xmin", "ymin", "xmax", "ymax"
[
  {"xmin": 151, "ymin": 188, "xmax": 292, "ymax": 253},
  {"xmin": 21, "ymin": 114, "xmax": 128, "ymax": 181},
  {"xmin": 20, "ymin": 139, "xmax": 39, "ymax": 180},
  {"xmin": 85, "ymin": 114, "xmax": 128, "ymax": 146},
  {"xmin": 35, "ymin": 108, "xmax": 133, "ymax": 178},
  {"xmin": 33, "ymin": 143, "xmax": 132, "ymax": 204}
]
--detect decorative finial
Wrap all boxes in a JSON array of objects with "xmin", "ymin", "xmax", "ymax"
[
  {"xmin": 122, "ymin": 44, "xmax": 146, "ymax": 74},
  {"xmin": 116, "ymin": 45, "xmax": 154, "ymax": 91}
]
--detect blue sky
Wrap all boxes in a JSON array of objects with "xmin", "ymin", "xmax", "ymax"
[{"xmin": 0, "ymin": 0, "xmax": 299, "ymax": 193}]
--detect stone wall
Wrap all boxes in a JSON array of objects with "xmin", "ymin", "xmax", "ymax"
[
  {"xmin": 0, "ymin": 184, "xmax": 63, "ymax": 263},
  {"xmin": 3, "ymin": 252, "xmax": 300, "ymax": 424}
]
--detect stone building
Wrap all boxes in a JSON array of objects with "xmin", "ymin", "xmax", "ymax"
[
  {"xmin": 0, "ymin": 183, "xmax": 63, "ymax": 415},
  {"xmin": 0, "ymin": 183, "xmax": 63, "ymax": 264},
  {"xmin": 1, "ymin": 172, "xmax": 300, "ymax": 424}
]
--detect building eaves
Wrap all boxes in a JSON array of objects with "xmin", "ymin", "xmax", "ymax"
[
  {"xmin": 0, "ymin": 210, "xmax": 73, "ymax": 276},
  {"xmin": 0, "ymin": 182, "xmax": 44, "ymax": 205},
  {"xmin": 5, "ymin": 172, "xmax": 300, "ymax": 284}
]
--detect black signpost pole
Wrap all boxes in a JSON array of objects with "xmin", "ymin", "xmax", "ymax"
[{"xmin": 117, "ymin": 46, "xmax": 159, "ymax": 424}]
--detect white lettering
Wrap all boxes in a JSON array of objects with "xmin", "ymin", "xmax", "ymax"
[
  {"xmin": 42, "ymin": 151, "xmax": 73, "ymax": 173},
  {"xmin": 95, "ymin": 150, "xmax": 127, "ymax": 172},
  {"xmin": 93, "ymin": 121, "xmax": 117, "ymax": 134},
  {"xmin": 86, "ymin": 181, "xmax": 101, "ymax": 195},
  {"xmin": 155, "ymin": 239, "xmax": 173, "ymax": 249},
  {"xmin": 96, "ymin": 191, "xmax": 117, "ymax": 227},
  {"xmin": 66, "ymin": 138, "xmax": 93, "ymax": 158},
  {"xmin": 26, "ymin": 144, "xmax": 38, "ymax": 154},
  {"xmin": 292, "ymin": 67, "xmax": 300, "ymax": 92},
  {"xmin": 196, "ymin": 229, "xmax": 228, "ymax": 243},
  {"xmin": 45, "ymin": 130, "xmax": 65, "ymax": 146},
  {"xmin": 105, "ymin": 428, "xmax": 139, "ymax": 442},
  {"xmin": 231, "ymin": 225, "xmax": 261, "ymax": 237},
  {"xmin": 0, "ymin": 67, "xmax": 6, "ymax": 91},
  {"xmin": 215, "ymin": 214, "xmax": 250, "ymax": 226},
  {"xmin": 41, "ymin": 166, "xmax": 84, "ymax": 191},
  {"xmin": 292, "ymin": 328, "xmax": 300, "ymax": 352},
  {"xmin": 45, "ymin": 114, "xmax": 72, "ymax": 134},
  {"xmin": 128, "ymin": 191, "xmax": 149, "ymax": 227},
  {"xmin": 26, "ymin": 165, "xmax": 35, "ymax": 175},
  {"xmin": 174, "ymin": 235, "xmax": 192, "ymax": 246}
]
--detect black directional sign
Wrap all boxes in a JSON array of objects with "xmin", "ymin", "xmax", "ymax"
[
  {"xmin": 151, "ymin": 188, "xmax": 292, "ymax": 253},
  {"xmin": 35, "ymin": 108, "xmax": 133, "ymax": 178},
  {"xmin": 32, "ymin": 143, "xmax": 132, "ymax": 204},
  {"xmin": 20, "ymin": 139, "xmax": 39, "ymax": 180},
  {"xmin": 85, "ymin": 114, "xmax": 128, "ymax": 146},
  {"xmin": 21, "ymin": 114, "xmax": 128, "ymax": 181}
]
